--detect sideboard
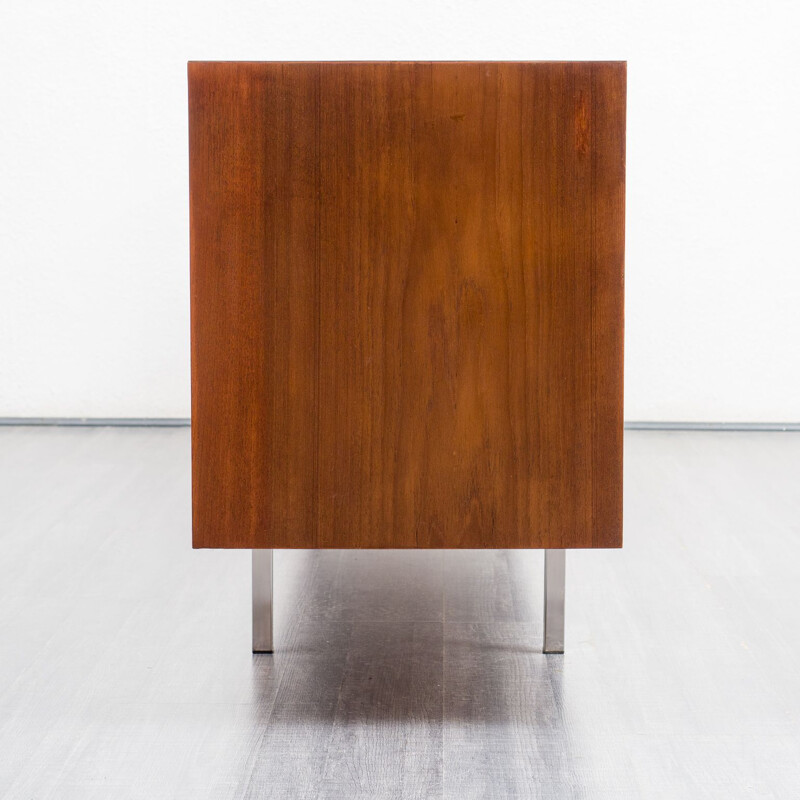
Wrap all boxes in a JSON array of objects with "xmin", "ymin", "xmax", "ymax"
[{"xmin": 188, "ymin": 61, "xmax": 626, "ymax": 654}]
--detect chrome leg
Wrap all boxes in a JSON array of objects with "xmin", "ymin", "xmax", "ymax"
[
  {"xmin": 543, "ymin": 549, "xmax": 565, "ymax": 653},
  {"xmin": 252, "ymin": 549, "xmax": 274, "ymax": 653}
]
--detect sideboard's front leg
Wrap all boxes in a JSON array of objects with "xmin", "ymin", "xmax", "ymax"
[
  {"xmin": 252, "ymin": 549, "xmax": 274, "ymax": 653},
  {"xmin": 543, "ymin": 549, "xmax": 565, "ymax": 653}
]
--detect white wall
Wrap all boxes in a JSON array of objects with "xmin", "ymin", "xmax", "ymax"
[{"xmin": 1, "ymin": 0, "xmax": 798, "ymax": 421}]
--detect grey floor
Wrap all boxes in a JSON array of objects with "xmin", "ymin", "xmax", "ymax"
[{"xmin": 1, "ymin": 428, "xmax": 799, "ymax": 799}]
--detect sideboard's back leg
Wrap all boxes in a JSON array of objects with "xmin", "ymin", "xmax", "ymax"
[
  {"xmin": 252, "ymin": 549, "xmax": 274, "ymax": 653},
  {"xmin": 543, "ymin": 550, "xmax": 565, "ymax": 653}
]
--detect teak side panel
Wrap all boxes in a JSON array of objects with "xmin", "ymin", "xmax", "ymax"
[
  {"xmin": 590, "ymin": 66, "xmax": 626, "ymax": 548},
  {"xmin": 189, "ymin": 61, "xmax": 626, "ymax": 550},
  {"xmin": 190, "ymin": 63, "xmax": 320, "ymax": 549}
]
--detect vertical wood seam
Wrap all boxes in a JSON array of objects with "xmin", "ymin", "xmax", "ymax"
[
  {"xmin": 314, "ymin": 64, "xmax": 322, "ymax": 548},
  {"xmin": 590, "ymin": 64, "xmax": 597, "ymax": 548}
]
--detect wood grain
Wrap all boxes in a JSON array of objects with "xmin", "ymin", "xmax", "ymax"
[{"xmin": 189, "ymin": 61, "xmax": 626, "ymax": 549}]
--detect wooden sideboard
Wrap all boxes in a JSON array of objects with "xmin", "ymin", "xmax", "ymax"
[{"xmin": 188, "ymin": 61, "xmax": 625, "ymax": 651}]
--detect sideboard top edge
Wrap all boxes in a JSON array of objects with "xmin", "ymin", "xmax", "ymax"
[{"xmin": 187, "ymin": 60, "xmax": 627, "ymax": 67}]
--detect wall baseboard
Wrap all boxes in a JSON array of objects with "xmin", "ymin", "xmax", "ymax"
[
  {"xmin": 0, "ymin": 418, "xmax": 798, "ymax": 431},
  {"xmin": 0, "ymin": 417, "xmax": 191, "ymax": 427},
  {"xmin": 624, "ymin": 421, "xmax": 800, "ymax": 432}
]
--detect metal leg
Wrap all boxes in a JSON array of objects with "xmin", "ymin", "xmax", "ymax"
[
  {"xmin": 252, "ymin": 549, "xmax": 274, "ymax": 653},
  {"xmin": 543, "ymin": 549, "xmax": 565, "ymax": 653}
]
